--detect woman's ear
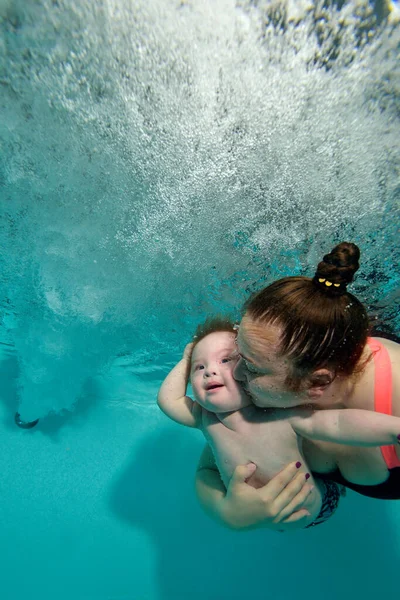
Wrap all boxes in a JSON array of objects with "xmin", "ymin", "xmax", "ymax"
[{"xmin": 306, "ymin": 368, "xmax": 335, "ymax": 399}]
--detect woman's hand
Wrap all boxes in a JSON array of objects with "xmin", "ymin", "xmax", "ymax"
[
  {"xmin": 217, "ymin": 461, "xmax": 313, "ymax": 531},
  {"xmin": 196, "ymin": 444, "xmax": 314, "ymax": 532}
]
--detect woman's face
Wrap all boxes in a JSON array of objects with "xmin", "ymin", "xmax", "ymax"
[{"xmin": 234, "ymin": 314, "xmax": 308, "ymax": 408}]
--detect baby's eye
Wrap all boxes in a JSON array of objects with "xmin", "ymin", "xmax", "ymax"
[
  {"xmin": 195, "ymin": 364, "xmax": 205, "ymax": 371},
  {"xmin": 221, "ymin": 357, "xmax": 232, "ymax": 364}
]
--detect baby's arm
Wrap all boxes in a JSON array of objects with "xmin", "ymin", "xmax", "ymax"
[
  {"xmin": 289, "ymin": 408, "xmax": 400, "ymax": 447},
  {"xmin": 157, "ymin": 343, "xmax": 201, "ymax": 428}
]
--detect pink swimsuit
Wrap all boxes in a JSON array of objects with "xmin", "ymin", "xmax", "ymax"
[
  {"xmin": 317, "ymin": 337, "xmax": 400, "ymax": 499},
  {"xmin": 368, "ymin": 338, "xmax": 400, "ymax": 469}
]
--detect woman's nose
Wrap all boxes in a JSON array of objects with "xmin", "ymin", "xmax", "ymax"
[{"xmin": 233, "ymin": 356, "xmax": 246, "ymax": 381}]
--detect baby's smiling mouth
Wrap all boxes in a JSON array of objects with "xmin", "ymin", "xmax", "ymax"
[{"xmin": 205, "ymin": 383, "xmax": 223, "ymax": 391}]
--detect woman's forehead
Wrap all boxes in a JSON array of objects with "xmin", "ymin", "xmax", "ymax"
[{"xmin": 238, "ymin": 316, "xmax": 282, "ymax": 357}]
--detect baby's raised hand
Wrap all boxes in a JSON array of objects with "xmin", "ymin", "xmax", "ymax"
[{"xmin": 183, "ymin": 342, "xmax": 195, "ymax": 361}]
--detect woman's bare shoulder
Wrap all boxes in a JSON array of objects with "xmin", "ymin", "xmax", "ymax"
[{"xmin": 374, "ymin": 336, "xmax": 400, "ymax": 365}]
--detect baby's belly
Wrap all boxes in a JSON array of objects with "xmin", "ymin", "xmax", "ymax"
[
  {"xmin": 213, "ymin": 444, "xmax": 288, "ymax": 489},
  {"xmin": 302, "ymin": 439, "xmax": 391, "ymax": 485}
]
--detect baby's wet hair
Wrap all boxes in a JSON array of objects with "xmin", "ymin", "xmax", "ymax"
[{"xmin": 192, "ymin": 315, "xmax": 236, "ymax": 348}]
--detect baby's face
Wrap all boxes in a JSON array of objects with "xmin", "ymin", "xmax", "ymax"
[{"xmin": 190, "ymin": 331, "xmax": 250, "ymax": 413}]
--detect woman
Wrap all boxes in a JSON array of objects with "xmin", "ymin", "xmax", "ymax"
[{"xmin": 195, "ymin": 242, "xmax": 400, "ymax": 531}]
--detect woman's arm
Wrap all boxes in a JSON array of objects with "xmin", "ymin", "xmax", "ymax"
[
  {"xmin": 290, "ymin": 408, "xmax": 400, "ymax": 447},
  {"xmin": 195, "ymin": 444, "xmax": 316, "ymax": 532},
  {"xmin": 157, "ymin": 343, "xmax": 200, "ymax": 428}
]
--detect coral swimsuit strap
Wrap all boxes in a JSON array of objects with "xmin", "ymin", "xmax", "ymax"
[{"xmin": 367, "ymin": 337, "xmax": 400, "ymax": 469}]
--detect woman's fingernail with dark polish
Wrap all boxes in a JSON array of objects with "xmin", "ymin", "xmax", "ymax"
[
  {"xmin": 397, "ymin": 434, "xmax": 400, "ymax": 442},
  {"xmin": 296, "ymin": 461, "xmax": 302, "ymax": 468},
  {"xmin": 305, "ymin": 473, "xmax": 310, "ymax": 480}
]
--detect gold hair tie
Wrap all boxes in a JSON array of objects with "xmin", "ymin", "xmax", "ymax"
[{"xmin": 318, "ymin": 278, "xmax": 340, "ymax": 288}]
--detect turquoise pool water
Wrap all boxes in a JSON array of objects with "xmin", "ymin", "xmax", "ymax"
[
  {"xmin": 0, "ymin": 343, "xmax": 399, "ymax": 600},
  {"xmin": 0, "ymin": 1, "xmax": 399, "ymax": 598}
]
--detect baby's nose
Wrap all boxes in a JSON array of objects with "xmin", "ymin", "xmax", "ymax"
[{"xmin": 204, "ymin": 367, "xmax": 217, "ymax": 377}]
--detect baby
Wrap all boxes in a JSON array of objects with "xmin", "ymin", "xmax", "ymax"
[{"xmin": 158, "ymin": 317, "xmax": 400, "ymax": 526}]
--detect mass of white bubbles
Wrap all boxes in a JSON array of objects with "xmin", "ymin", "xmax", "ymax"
[{"xmin": 0, "ymin": 0, "xmax": 399, "ymax": 420}]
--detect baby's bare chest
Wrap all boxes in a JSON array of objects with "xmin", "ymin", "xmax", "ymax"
[{"xmin": 201, "ymin": 411, "xmax": 300, "ymax": 487}]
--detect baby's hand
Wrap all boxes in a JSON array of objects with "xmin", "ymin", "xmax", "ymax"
[{"xmin": 183, "ymin": 342, "xmax": 194, "ymax": 361}]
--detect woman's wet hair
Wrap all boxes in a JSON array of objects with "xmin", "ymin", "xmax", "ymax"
[{"xmin": 244, "ymin": 242, "xmax": 370, "ymax": 385}]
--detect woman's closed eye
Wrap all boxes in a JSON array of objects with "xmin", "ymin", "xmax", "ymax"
[{"xmin": 242, "ymin": 358, "xmax": 264, "ymax": 375}]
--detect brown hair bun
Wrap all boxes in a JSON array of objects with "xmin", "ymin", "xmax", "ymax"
[{"xmin": 313, "ymin": 242, "xmax": 360, "ymax": 295}]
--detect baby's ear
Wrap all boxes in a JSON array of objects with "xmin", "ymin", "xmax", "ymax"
[{"xmin": 306, "ymin": 368, "xmax": 335, "ymax": 398}]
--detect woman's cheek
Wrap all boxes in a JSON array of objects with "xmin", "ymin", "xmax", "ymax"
[{"xmin": 250, "ymin": 378, "xmax": 263, "ymax": 395}]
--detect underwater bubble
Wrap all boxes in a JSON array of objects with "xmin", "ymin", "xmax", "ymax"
[{"xmin": 0, "ymin": 0, "xmax": 399, "ymax": 418}]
